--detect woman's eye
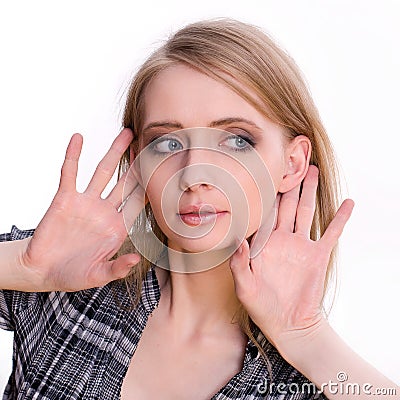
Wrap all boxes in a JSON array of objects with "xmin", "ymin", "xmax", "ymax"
[
  {"xmin": 150, "ymin": 137, "xmax": 183, "ymax": 153},
  {"xmin": 221, "ymin": 134, "xmax": 255, "ymax": 152}
]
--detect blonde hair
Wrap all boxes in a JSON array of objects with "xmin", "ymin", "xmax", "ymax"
[{"xmin": 116, "ymin": 18, "xmax": 341, "ymax": 374}]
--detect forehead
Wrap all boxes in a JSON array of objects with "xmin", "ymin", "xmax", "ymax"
[{"xmin": 142, "ymin": 64, "xmax": 269, "ymax": 128}]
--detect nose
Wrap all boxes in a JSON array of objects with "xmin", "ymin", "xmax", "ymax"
[{"xmin": 178, "ymin": 149, "xmax": 217, "ymax": 192}]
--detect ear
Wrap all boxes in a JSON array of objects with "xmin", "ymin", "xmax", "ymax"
[{"xmin": 278, "ymin": 135, "xmax": 312, "ymax": 193}]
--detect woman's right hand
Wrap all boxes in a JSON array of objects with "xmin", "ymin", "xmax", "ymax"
[{"xmin": 20, "ymin": 128, "xmax": 144, "ymax": 292}]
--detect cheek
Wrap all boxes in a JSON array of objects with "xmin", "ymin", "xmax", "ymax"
[
  {"xmin": 233, "ymin": 171, "xmax": 263, "ymax": 227},
  {"xmin": 233, "ymin": 157, "xmax": 277, "ymax": 235},
  {"xmin": 145, "ymin": 174, "xmax": 178, "ymax": 234},
  {"xmin": 245, "ymin": 183, "xmax": 263, "ymax": 231},
  {"xmin": 259, "ymin": 148, "xmax": 286, "ymax": 194},
  {"xmin": 145, "ymin": 190, "xmax": 170, "ymax": 237},
  {"xmin": 145, "ymin": 180, "xmax": 163, "ymax": 216}
]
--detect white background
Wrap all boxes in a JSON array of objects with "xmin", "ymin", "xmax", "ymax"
[{"xmin": 0, "ymin": 0, "xmax": 399, "ymax": 392}]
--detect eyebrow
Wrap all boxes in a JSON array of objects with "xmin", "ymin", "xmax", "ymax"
[{"xmin": 142, "ymin": 117, "xmax": 263, "ymax": 134}]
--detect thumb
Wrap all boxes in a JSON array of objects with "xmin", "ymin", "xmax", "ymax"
[
  {"xmin": 107, "ymin": 253, "xmax": 141, "ymax": 282},
  {"xmin": 229, "ymin": 240, "xmax": 253, "ymax": 297}
]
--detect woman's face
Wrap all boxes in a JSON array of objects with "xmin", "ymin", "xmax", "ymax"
[{"xmin": 137, "ymin": 63, "xmax": 288, "ymax": 254}]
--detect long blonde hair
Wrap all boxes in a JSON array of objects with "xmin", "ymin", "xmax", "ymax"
[{"xmin": 116, "ymin": 18, "xmax": 341, "ymax": 371}]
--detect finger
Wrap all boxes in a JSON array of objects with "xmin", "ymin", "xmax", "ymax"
[
  {"xmin": 106, "ymin": 168, "xmax": 136, "ymax": 208},
  {"xmin": 58, "ymin": 133, "xmax": 83, "ymax": 192},
  {"xmin": 109, "ymin": 253, "xmax": 141, "ymax": 279},
  {"xmin": 276, "ymin": 184, "xmax": 301, "ymax": 232},
  {"xmin": 319, "ymin": 199, "xmax": 355, "ymax": 250},
  {"xmin": 85, "ymin": 128, "xmax": 133, "ymax": 196},
  {"xmin": 295, "ymin": 165, "xmax": 319, "ymax": 237},
  {"xmin": 106, "ymin": 153, "xmax": 141, "ymax": 208},
  {"xmin": 249, "ymin": 197, "xmax": 278, "ymax": 259},
  {"xmin": 95, "ymin": 253, "xmax": 141, "ymax": 286},
  {"xmin": 229, "ymin": 239, "xmax": 254, "ymax": 298},
  {"xmin": 120, "ymin": 183, "xmax": 147, "ymax": 231},
  {"xmin": 272, "ymin": 193, "xmax": 281, "ymax": 230}
]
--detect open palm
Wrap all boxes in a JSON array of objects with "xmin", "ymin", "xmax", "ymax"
[
  {"xmin": 229, "ymin": 165, "xmax": 355, "ymax": 347},
  {"xmin": 21, "ymin": 129, "xmax": 143, "ymax": 291}
]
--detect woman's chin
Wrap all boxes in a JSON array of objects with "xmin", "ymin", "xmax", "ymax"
[{"xmin": 167, "ymin": 235, "xmax": 237, "ymax": 255}]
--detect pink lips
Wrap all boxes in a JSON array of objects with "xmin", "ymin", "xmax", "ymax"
[
  {"xmin": 178, "ymin": 203, "xmax": 224, "ymax": 215},
  {"xmin": 178, "ymin": 204, "xmax": 227, "ymax": 226}
]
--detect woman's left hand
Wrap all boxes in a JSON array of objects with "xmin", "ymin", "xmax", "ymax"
[{"xmin": 229, "ymin": 165, "xmax": 355, "ymax": 349}]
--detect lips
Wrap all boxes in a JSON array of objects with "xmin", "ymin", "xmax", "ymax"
[
  {"xmin": 178, "ymin": 204, "xmax": 225, "ymax": 215},
  {"xmin": 178, "ymin": 203, "xmax": 228, "ymax": 226}
]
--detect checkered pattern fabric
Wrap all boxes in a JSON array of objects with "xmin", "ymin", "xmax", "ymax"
[{"xmin": 0, "ymin": 226, "xmax": 326, "ymax": 399}]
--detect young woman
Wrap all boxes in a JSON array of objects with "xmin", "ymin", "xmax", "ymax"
[{"xmin": 0, "ymin": 19, "xmax": 398, "ymax": 399}]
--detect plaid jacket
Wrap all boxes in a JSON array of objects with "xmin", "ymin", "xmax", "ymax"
[{"xmin": 0, "ymin": 226, "xmax": 326, "ymax": 399}]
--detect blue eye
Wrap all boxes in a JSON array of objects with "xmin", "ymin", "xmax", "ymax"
[
  {"xmin": 149, "ymin": 137, "xmax": 183, "ymax": 154},
  {"xmin": 222, "ymin": 134, "xmax": 255, "ymax": 152},
  {"xmin": 147, "ymin": 131, "xmax": 256, "ymax": 154}
]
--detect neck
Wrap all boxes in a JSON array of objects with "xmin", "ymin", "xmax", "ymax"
[{"xmin": 155, "ymin": 247, "xmax": 244, "ymax": 340}]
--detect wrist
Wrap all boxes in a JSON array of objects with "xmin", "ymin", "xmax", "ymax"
[
  {"xmin": 2, "ymin": 237, "xmax": 44, "ymax": 291},
  {"xmin": 270, "ymin": 318, "xmax": 399, "ymax": 399},
  {"xmin": 272, "ymin": 317, "xmax": 333, "ymax": 373},
  {"xmin": 18, "ymin": 237, "xmax": 49, "ymax": 291}
]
